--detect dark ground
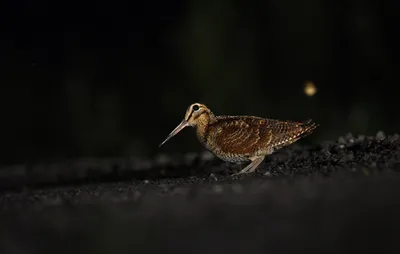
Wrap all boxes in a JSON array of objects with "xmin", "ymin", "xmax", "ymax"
[{"xmin": 1, "ymin": 132, "xmax": 400, "ymax": 254}]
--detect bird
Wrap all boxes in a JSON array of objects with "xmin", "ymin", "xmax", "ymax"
[{"xmin": 159, "ymin": 103, "xmax": 318, "ymax": 175}]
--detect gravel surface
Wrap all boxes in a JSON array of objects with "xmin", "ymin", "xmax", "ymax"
[{"xmin": 1, "ymin": 132, "xmax": 400, "ymax": 254}]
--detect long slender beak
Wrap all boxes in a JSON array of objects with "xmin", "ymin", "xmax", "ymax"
[{"xmin": 159, "ymin": 120, "xmax": 189, "ymax": 147}]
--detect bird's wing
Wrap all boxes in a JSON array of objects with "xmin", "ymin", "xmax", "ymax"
[
  {"xmin": 211, "ymin": 116, "xmax": 317, "ymax": 154},
  {"xmin": 211, "ymin": 117, "xmax": 271, "ymax": 155}
]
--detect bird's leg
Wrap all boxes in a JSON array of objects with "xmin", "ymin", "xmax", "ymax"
[{"xmin": 231, "ymin": 156, "xmax": 265, "ymax": 176}]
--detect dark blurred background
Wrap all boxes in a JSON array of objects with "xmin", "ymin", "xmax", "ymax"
[{"xmin": 0, "ymin": 0, "xmax": 398, "ymax": 165}]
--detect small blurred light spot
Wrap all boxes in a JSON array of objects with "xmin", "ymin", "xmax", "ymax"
[{"xmin": 304, "ymin": 81, "xmax": 317, "ymax": 96}]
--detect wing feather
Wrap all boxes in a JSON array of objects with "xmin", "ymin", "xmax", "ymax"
[
  {"xmin": 211, "ymin": 117, "xmax": 263, "ymax": 155},
  {"xmin": 206, "ymin": 116, "xmax": 317, "ymax": 157}
]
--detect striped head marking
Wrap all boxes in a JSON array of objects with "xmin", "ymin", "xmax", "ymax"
[
  {"xmin": 159, "ymin": 103, "xmax": 211, "ymax": 147},
  {"xmin": 184, "ymin": 103, "xmax": 210, "ymax": 127}
]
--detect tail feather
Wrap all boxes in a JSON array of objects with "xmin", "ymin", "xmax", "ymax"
[{"xmin": 297, "ymin": 118, "xmax": 319, "ymax": 139}]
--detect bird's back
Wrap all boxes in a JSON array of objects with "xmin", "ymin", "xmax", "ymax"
[{"xmin": 200, "ymin": 115, "xmax": 317, "ymax": 163}]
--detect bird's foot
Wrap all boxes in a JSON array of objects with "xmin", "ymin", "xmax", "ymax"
[{"xmin": 230, "ymin": 156, "xmax": 265, "ymax": 176}]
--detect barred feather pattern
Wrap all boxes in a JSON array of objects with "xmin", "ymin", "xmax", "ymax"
[{"xmin": 198, "ymin": 115, "xmax": 318, "ymax": 163}]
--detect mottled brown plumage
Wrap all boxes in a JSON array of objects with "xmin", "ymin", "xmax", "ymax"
[{"xmin": 159, "ymin": 103, "xmax": 318, "ymax": 175}]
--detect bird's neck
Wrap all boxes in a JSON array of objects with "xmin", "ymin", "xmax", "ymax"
[{"xmin": 195, "ymin": 112, "xmax": 216, "ymax": 142}]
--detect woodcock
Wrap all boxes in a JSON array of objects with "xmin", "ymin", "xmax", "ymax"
[{"xmin": 159, "ymin": 103, "xmax": 318, "ymax": 175}]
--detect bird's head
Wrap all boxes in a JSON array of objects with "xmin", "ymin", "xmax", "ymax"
[{"xmin": 159, "ymin": 103, "xmax": 213, "ymax": 147}]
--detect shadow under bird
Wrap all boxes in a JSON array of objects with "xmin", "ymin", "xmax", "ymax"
[{"xmin": 159, "ymin": 103, "xmax": 318, "ymax": 175}]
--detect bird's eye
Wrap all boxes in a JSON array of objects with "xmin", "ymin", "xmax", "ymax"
[{"xmin": 193, "ymin": 105, "xmax": 200, "ymax": 111}]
